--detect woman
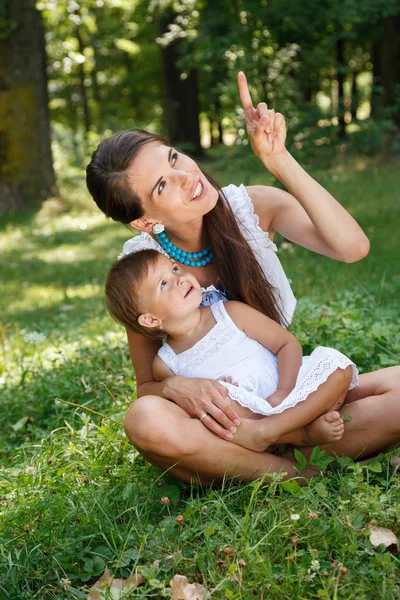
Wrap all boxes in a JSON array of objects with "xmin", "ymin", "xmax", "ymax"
[{"xmin": 86, "ymin": 72, "xmax": 400, "ymax": 484}]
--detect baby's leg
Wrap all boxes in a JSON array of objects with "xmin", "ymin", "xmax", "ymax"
[{"xmin": 231, "ymin": 366, "xmax": 353, "ymax": 452}]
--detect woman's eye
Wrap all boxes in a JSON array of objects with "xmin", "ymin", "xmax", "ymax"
[{"xmin": 171, "ymin": 152, "xmax": 178, "ymax": 166}]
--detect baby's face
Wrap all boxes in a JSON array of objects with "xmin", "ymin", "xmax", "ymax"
[{"xmin": 137, "ymin": 254, "xmax": 202, "ymax": 325}]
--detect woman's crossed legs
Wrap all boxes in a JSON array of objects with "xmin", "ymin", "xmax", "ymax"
[{"xmin": 124, "ymin": 366, "xmax": 400, "ymax": 485}]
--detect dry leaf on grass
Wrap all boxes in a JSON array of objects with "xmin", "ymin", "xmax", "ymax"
[
  {"xmin": 369, "ymin": 526, "xmax": 399, "ymax": 554},
  {"xmin": 170, "ymin": 574, "xmax": 208, "ymax": 600},
  {"xmin": 390, "ymin": 455, "xmax": 400, "ymax": 471},
  {"xmin": 87, "ymin": 566, "xmax": 144, "ymax": 599}
]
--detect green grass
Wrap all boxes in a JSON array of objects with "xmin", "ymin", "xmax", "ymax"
[{"xmin": 0, "ymin": 148, "xmax": 400, "ymax": 598}]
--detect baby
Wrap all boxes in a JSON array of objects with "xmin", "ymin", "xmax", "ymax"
[{"xmin": 105, "ymin": 250, "xmax": 358, "ymax": 452}]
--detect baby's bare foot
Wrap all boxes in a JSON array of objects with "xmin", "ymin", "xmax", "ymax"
[
  {"xmin": 304, "ymin": 411, "xmax": 344, "ymax": 445},
  {"xmin": 231, "ymin": 417, "xmax": 278, "ymax": 452}
]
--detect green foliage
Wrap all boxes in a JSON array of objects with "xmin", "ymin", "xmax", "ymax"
[
  {"xmin": 0, "ymin": 1, "xmax": 17, "ymax": 40},
  {"xmin": 38, "ymin": 0, "xmax": 400, "ymax": 158}
]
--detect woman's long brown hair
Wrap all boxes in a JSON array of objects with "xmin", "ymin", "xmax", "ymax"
[{"xmin": 87, "ymin": 130, "xmax": 286, "ymax": 326}]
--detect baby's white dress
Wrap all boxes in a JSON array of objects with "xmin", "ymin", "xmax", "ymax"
[{"xmin": 157, "ymin": 300, "xmax": 358, "ymax": 416}]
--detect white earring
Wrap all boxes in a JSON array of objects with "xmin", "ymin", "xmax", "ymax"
[{"xmin": 152, "ymin": 223, "xmax": 165, "ymax": 235}]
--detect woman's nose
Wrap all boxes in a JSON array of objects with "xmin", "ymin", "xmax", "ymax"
[{"xmin": 176, "ymin": 169, "xmax": 192, "ymax": 190}]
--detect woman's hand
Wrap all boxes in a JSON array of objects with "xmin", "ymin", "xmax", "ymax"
[
  {"xmin": 238, "ymin": 71, "xmax": 287, "ymax": 159},
  {"xmin": 164, "ymin": 376, "xmax": 241, "ymax": 441}
]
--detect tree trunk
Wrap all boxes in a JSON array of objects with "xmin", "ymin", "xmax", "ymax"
[
  {"xmin": 380, "ymin": 5, "xmax": 400, "ymax": 126},
  {"xmin": 215, "ymin": 97, "xmax": 223, "ymax": 144},
  {"xmin": 158, "ymin": 11, "xmax": 202, "ymax": 156},
  {"xmin": 370, "ymin": 38, "xmax": 382, "ymax": 118},
  {"xmin": 336, "ymin": 37, "xmax": 346, "ymax": 137},
  {"xmin": 350, "ymin": 71, "xmax": 358, "ymax": 121},
  {"xmin": 0, "ymin": 0, "xmax": 56, "ymax": 212},
  {"xmin": 75, "ymin": 25, "xmax": 91, "ymax": 136}
]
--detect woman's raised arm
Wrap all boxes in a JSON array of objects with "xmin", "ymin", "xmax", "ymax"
[
  {"xmin": 238, "ymin": 71, "xmax": 370, "ymax": 263},
  {"xmin": 127, "ymin": 330, "xmax": 240, "ymax": 440}
]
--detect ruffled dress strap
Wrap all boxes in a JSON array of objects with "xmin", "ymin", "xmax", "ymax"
[
  {"xmin": 221, "ymin": 183, "xmax": 277, "ymax": 253},
  {"xmin": 118, "ymin": 231, "xmax": 169, "ymax": 260}
]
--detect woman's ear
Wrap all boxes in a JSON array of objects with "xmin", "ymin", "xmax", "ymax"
[
  {"xmin": 130, "ymin": 218, "xmax": 156, "ymax": 233},
  {"xmin": 137, "ymin": 313, "xmax": 163, "ymax": 330}
]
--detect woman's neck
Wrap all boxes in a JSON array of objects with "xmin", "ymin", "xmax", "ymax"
[{"xmin": 153, "ymin": 217, "xmax": 209, "ymax": 254}]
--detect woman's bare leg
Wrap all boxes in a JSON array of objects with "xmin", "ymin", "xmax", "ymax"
[
  {"xmin": 293, "ymin": 366, "xmax": 400, "ymax": 460},
  {"xmin": 123, "ymin": 366, "xmax": 400, "ymax": 485},
  {"xmin": 123, "ymin": 396, "xmax": 317, "ymax": 485}
]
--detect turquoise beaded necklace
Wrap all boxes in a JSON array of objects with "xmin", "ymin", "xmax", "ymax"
[{"xmin": 155, "ymin": 230, "xmax": 214, "ymax": 268}]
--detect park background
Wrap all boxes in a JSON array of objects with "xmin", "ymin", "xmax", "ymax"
[{"xmin": 1, "ymin": 0, "xmax": 400, "ymax": 598}]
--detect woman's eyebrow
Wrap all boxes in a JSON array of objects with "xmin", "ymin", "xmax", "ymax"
[{"xmin": 150, "ymin": 147, "xmax": 173, "ymax": 198}]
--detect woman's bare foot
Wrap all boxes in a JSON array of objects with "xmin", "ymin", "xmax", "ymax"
[{"xmin": 304, "ymin": 411, "xmax": 344, "ymax": 445}]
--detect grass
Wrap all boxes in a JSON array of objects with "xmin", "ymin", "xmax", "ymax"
[{"xmin": 0, "ymin": 145, "xmax": 400, "ymax": 598}]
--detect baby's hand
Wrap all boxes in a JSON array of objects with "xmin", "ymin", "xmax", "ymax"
[
  {"xmin": 220, "ymin": 376, "xmax": 239, "ymax": 387},
  {"xmin": 266, "ymin": 390, "xmax": 288, "ymax": 407}
]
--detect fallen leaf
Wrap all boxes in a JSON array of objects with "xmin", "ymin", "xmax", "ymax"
[
  {"xmin": 170, "ymin": 574, "xmax": 207, "ymax": 600},
  {"xmin": 87, "ymin": 566, "xmax": 144, "ymax": 599},
  {"xmin": 11, "ymin": 416, "xmax": 29, "ymax": 432},
  {"xmin": 369, "ymin": 526, "xmax": 399, "ymax": 554},
  {"xmin": 390, "ymin": 455, "xmax": 400, "ymax": 471}
]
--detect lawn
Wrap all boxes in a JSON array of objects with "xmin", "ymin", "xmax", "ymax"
[{"xmin": 0, "ymin": 146, "xmax": 399, "ymax": 599}]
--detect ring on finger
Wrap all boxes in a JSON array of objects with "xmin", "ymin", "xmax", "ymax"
[
  {"xmin": 200, "ymin": 413, "xmax": 208, "ymax": 423},
  {"xmin": 270, "ymin": 108, "xmax": 275, "ymax": 113}
]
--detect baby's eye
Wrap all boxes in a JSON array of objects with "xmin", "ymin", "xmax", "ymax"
[
  {"xmin": 158, "ymin": 181, "xmax": 165, "ymax": 195},
  {"xmin": 172, "ymin": 265, "xmax": 179, "ymax": 273},
  {"xmin": 160, "ymin": 280, "xmax": 167, "ymax": 289}
]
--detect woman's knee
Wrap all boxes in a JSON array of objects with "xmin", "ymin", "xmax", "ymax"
[
  {"xmin": 385, "ymin": 366, "xmax": 400, "ymax": 390},
  {"xmin": 124, "ymin": 395, "xmax": 164, "ymax": 450},
  {"xmin": 123, "ymin": 395, "xmax": 197, "ymax": 458}
]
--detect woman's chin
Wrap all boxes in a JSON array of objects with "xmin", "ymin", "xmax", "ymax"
[{"xmin": 202, "ymin": 189, "xmax": 219, "ymax": 214}]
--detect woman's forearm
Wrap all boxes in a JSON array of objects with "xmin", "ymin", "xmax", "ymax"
[
  {"xmin": 137, "ymin": 377, "xmax": 173, "ymax": 399},
  {"xmin": 261, "ymin": 150, "xmax": 370, "ymax": 262}
]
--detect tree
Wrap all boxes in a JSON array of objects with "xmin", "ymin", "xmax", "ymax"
[
  {"xmin": 0, "ymin": 0, "xmax": 56, "ymax": 212},
  {"xmin": 155, "ymin": 4, "xmax": 202, "ymax": 155}
]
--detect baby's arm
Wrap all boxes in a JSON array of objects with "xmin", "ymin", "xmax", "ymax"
[{"xmin": 224, "ymin": 301, "xmax": 302, "ymax": 406}]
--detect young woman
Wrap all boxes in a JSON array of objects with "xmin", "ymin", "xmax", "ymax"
[{"xmin": 86, "ymin": 72, "xmax": 400, "ymax": 484}]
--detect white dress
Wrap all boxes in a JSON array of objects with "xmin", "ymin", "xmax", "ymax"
[
  {"xmin": 158, "ymin": 301, "xmax": 359, "ymax": 416},
  {"xmin": 119, "ymin": 183, "xmax": 297, "ymax": 325}
]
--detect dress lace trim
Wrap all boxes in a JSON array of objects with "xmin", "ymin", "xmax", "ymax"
[{"xmin": 220, "ymin": 347, "xmax": 358, "ymax": 416}]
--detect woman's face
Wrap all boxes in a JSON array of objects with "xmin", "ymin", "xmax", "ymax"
[{"xmin": 128, "ymin": 142, "xmax": 219, "ymax": 227}]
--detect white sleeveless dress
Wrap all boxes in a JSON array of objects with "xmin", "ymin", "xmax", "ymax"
[
  {"xmin": 119, "ymin": 183, "xmax": 297, "ymax": 325},
  {"xmin": 158, "ymin": 301, "xmax": 358, "ymax": 416}
]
